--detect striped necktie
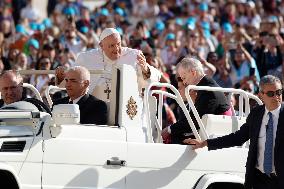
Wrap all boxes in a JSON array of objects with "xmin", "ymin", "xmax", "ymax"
[{"xmin": 263, "ymin": 112, "xmax": 274, "ymax": 175}]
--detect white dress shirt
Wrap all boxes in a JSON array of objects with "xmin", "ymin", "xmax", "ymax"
[
  {"xmin": 69, "ymin": 94, "xmax": 85, "ymax": 104},
  {"xmin": 256, "ymin": 105, "xmax": 281, "ymax": 173}
]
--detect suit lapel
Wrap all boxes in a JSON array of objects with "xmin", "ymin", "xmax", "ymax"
[
  {"xmin": 77, "ymin": 94, "xmax": 89, "ymax": 107},
  {"xmin": 63, "ymin": 97, "xmax": 70, "ymax": 104},
  {"xmin": 275, "ymin": 104, "xmax": 284, "ymax": 153},
  {"xmin": 253, "ymin": 105, "xmax": 265, "ymax": 140},
  {"xmin": 0, "ymin": 99, "xmax": 4, "ymax": 108}
]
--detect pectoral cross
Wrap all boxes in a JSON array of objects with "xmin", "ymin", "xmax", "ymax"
[{"xmin": 104, "ymin": 84, "xmax": 111, "ymax": 99}]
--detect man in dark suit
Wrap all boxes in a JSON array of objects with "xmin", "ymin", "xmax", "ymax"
[
  {"xmin": 162, "ymin": 57, "xmax": 231, "ymax": 144},
  {"xmin": 53, "ymin": 66, "xmax": 107, "ymax": 125},
  {"xmin": 0, "ymin": 70, "xmax": 24, "ymax": 108},
  {"xmin": 184, "ymin": 75, "xmax": 283, "ymax": 189}
]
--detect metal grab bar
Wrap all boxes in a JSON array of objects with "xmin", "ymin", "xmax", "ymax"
[
  {"xmin": 19, "ymin": 70, "xmax": 110, "ymax": 75},
  {"xmin": 185, "ymin": 85, "xmax": 262, "ymax": 117},
  {"xmin": 144, "ymin": 82, "xmax": 201, "ymax": 143},
  {"xmin": 23, "ymin": 83, "xmax": 43, "ymax": 102},
  {"xmin": 144, "ymin": 82, "xmax": 263, "ymax": 143},
  {"xmin": 184, "ymin": 85, "xmax": 262, "ymax": 141},
  {"xmin": 45, "ymin": 85, "xmax": 66, "ymax": 108}
]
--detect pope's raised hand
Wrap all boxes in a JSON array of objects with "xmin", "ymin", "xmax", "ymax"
[
  {"xmin": 55, "ymin": 66, "xmax": 66, "ymax": 86},
  {"xmin": 137, "ymin": 52, "xmax": 149, "ymax": 74}
]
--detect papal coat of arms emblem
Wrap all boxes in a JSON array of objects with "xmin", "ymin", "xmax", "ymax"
[{"xmin": 126, "ymin": 96, "xmax": 137, "ymax": 120}]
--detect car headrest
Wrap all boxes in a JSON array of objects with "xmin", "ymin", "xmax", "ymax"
[
  {"xmin": 52, "ymin": 104, "xmax": 80, "ymax": 125},
  {"xmin": 1, "ymin": 101, "xmax": 39, "ymax": 112}
]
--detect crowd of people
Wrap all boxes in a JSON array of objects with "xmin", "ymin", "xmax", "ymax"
[
  {"xmin": 1, "ymin": 1, "xmax": 284, "ymax": 188},
  {"xmin": 0, "ymin": 0, "xmax": 284, "ymax": 125}
]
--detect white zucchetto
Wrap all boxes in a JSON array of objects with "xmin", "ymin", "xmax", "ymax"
[{"xmin": 99, "ymin": 28, "xmax": 120, "ymax": 43}]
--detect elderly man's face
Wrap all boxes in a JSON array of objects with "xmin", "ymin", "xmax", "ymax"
[
  {"xmin": 177, "ymin": 66, "xmax": 195, "ymax": 86},
  {"xmin": 64, "ymin": 70, "xmax": 88, "ymax": 100},
  {"xmin": 178, "ymin": 81, "xmax": 186, "ymax": 101},
  {"xmin": 0, "ymin": 74, "xmax": 23, "ymax": 104},
  {"xmin": 100, "ymin": 34, "xmax": 122, "ymax": 60}
]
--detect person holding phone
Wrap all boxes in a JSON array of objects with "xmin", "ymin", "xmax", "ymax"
[
  {"xmin": 255, "ymin": 32, "xmax": 283, "ymax": 78},
  {"xmin": 229, "ymin": 43, "xmax": 260, "ymax": 89}
]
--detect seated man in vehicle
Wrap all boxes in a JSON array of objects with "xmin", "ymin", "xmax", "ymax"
[
  {"xmin": 168, "ymin": 76, "xmax": 197, "ymax": 144},
  {"xmin": 53, "ymin": 66, "xmax": 108, "ymax": 125},
  {"xmin": 162, "ymin": 57, "xmax": 232, "ymax": 144},
  {"xmin": 0, "ymin": 70, "xmax": 25, "ymax": 107}
]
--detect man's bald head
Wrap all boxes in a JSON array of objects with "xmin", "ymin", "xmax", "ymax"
[
  {"xmin": 0, "ymin": 70, "xmax": 23, "ymax": 104},
  {"xmin": 99, "ymin": 28, "xmax": 122, "ymax": 61}
]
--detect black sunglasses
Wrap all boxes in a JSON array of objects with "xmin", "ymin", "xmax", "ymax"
[{"xmin": 262, "ymin": 89, "xmax": 283, "ymax": 97}]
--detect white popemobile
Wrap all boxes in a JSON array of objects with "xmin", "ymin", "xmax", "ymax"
[{"xmin": 0, "ymin": 65, "xmax": 262, "ymax": 189}]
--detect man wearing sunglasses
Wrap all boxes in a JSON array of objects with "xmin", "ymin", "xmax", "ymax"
[{"xmin": 184, "ymin": 75, "xmax": 284, "ymax": 189}]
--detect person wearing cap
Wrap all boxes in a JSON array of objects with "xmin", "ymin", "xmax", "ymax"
[
  {"xmin": 27, "ymin": 38, "xmax": 39, "ymax": 69},
  {"xmin": 61, "ymin": 27, "xmax": 161, "ymax": 135},
  {"xmin": 160, "ymin": 33, "xmax": 179, "ymax": 70},
  {"xmin": 113, "ymin": 7, "xmax": 126, "ymax": 26},
  {"xmin": 11, "ymin": 25, "xmax": 29, "ymax": 52},
  {"xmin": 73, "ymin": 27, "xmax": 161, "ymax": 100}
]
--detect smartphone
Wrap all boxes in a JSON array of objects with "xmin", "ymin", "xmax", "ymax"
[{"xmin": 249, "ymin": 68, "xmax": 255, "ymax": 76}]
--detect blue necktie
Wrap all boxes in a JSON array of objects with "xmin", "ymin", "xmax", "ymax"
[{"xmin": 264, "ymin": 112, "xmax": 274, "ymax": 175}]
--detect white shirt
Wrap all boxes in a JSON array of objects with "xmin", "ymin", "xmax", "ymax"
[
  {"xmin": 256, "ymin": 105, "xmax": 281, "ymax": 173},
  {"xmin": 20, "ymin": 5, "xmax": 40, "ymax": 21},
  {"xmin": 70, "ymin": 94, "xmax": 85, "ymax": 104}
]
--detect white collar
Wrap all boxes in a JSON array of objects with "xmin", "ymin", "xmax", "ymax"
[
  {"xmin": 70, "ymin": 94, "xmax": 86, "ymax": 104},
  {"xmin": 264, "ymin": 105, "xmax": 281, "ymax": 117},
  {"xmin": 102, "ymin": 51, "xmax": 117, "ymax": 64}
]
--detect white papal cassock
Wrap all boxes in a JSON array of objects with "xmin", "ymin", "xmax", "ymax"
[
  {"xmin": 76, "ymin": 47, "xmax": 161, "ymax": 100},
  {"xmin": 75, "ymin": 47, "xmax": 161, "ymax": 140}
]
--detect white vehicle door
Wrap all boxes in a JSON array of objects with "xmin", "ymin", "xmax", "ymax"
[
  {"xmin": 125, "ymin": 142, "xmax": 247, "ymax": 189},
  {"xmin": 42, "ymin": 125, "xmax": 127, "ymax": 189}
]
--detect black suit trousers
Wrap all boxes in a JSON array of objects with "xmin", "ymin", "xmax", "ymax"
[{"xmin": 252, "ymin": 169, "xmax": 279, "ymax": 189}]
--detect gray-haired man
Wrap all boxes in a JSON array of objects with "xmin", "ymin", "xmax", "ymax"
[{"xmin": 0, "ymin": 70, "xmax": 24, "ymax": 107}]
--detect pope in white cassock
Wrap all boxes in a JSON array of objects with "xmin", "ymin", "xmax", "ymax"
[
  {"xmin": 73, "ymin": 28, "xmax": 161, "ymax": 138},
  {"xmin": 75, "ymin": 28, "xmax": 161, "ymax": 100}
]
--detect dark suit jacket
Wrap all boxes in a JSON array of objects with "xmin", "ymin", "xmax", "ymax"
[
  {"xmin": 207, "ymin": 104, "xmax": 284, "ymax": 189},
  {"xmin": 53, "ymin": 94, "xmax": 108, "ymax": 125},
  {"xmin": 0, "ymin": 99, "xmax": 4, "ymax": 108},
  {"xmin": 170, "ymin": 76, "xmax": 230, "ymax": 144}
]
